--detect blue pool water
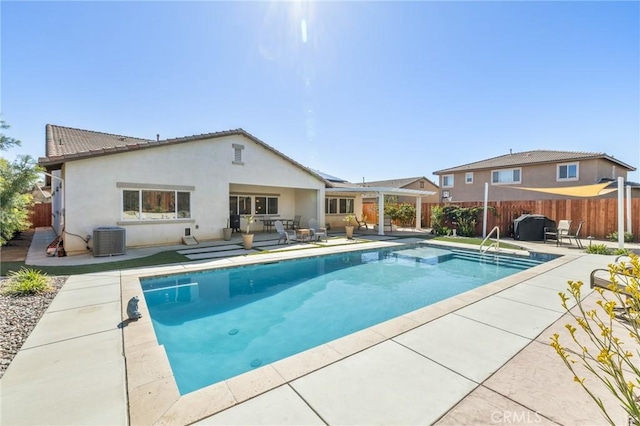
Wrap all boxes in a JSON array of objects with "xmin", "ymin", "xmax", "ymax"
[{"xmin": 141, "ymin": 244, "xmax": 550, "ymax": 395}]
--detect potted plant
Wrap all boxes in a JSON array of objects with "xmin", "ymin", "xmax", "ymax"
[
  {"xmin": 343, "ymin": 214, "xmax": 356, "ymax": 239},
  {"xmin": 223, "ymin": 218, "xmax": 232, "ymax": 241},
  {"xmin": 241, "ymin": 215, "xmax": 255, "ymax": 249}
]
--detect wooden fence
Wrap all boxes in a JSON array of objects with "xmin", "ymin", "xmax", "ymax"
[
  {"xmin": 29, "ymin": 203, "xmax": 51, "ymax": 228},
  {"xmin": 364, "ymin": 199, "xmax": 639, "ymax": 241}
]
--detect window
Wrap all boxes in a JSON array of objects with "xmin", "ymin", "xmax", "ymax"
[
  {"xmin": 325, "ymin": 197, "xmax": 354, "ymax": 214},
  {"xmin": 255, "ymin": 196, "xmax": 279, "ymax": 215},
  {"xmin": 491, "ymin": 168, "xmax": 521, "ymax": 184},
  {"xmin": 326, "ymin": 198, "xmax": 337, "ymax": 214},
  {"xmin": 465, "ymin": 172, "xmax": 473, "ymax": 184},
  {"xmin": 557, "ymin": 163, "xmax": 578, "ymax": 181},
  {"xmin": 229, "ymin": 194, "xmax": 278, "ymax": 216},
  {"xmin": 232, "ymin": 143, "xmax": 244, "ymax": 165},
  {"xmin": 419, "ymin": 181, "xmax": 424, "ymax": 188},
  {"xmin": 122, "ymin": 189, "xmax": 191, "ymax": 220},
  {"xmin": 442, "ymin": 175, "xmax": 454, "ymax": 188}
]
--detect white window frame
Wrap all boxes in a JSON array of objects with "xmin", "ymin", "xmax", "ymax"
[
  {"xmin": 442, "ymin": 174, "xmax": 454, "ymax": 188},
  {"xmin": 229, "ymin": 193, "xmax": 279, "ymax": 216},
  {"xmin": 465, "ymin": 172, "xmax": 473, "ymax": 184},
  {"xmin": 120, "ymin": 188, "xmax": 193, "ymax": 221},
  {"xmin": 557, "ymin": 162, "xmax": 579, "ymax": 181},
  {"xmin": 325, "ymin": 197, "xmax": 354, "ymax": 215},
  {"xmin": 491, "ymin": 168, "xmax": 522, "ymax": 185}
]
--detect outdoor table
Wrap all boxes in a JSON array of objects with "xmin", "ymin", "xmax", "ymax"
[
  {"xmin": 261, "ymin": 219, "xmax": 275, "ymax": 233},
  {"xmin": 295, "ymin": 228, "xmax": 311, "ymax": 242}
]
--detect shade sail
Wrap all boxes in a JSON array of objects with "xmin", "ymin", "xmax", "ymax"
[{"xmin": 504, "ymin": 182, "xmax": 615, "ymax": 198}]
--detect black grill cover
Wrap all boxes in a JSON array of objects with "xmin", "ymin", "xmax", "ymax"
[{"xmin": 513, "ymin": 214, "xmax": 556, "ymax": 241}]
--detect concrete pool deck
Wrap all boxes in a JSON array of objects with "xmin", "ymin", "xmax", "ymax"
[{"xmin": 1, "ymin": 228, "xmax": 638, "ymax": 425}]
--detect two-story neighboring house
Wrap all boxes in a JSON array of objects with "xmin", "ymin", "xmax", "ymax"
[{"xmin": 433, "ymin": 150, "xmax": 636, "ymax": 202}]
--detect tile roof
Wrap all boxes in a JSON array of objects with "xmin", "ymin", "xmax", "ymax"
[
  {"xmin": 359, "ymin": 176, "xmax": 438, "ymax": 189},
  {"xmin": 39, "ymin": 124, "xmax": 329, "ymax": 185},
  {"xmin": 44, "ymin": 125, "xmax": 154, "ymax": 158},
  {"xmin": 433, "ymin": 150, "xmax": 636, "ymax": 174}
]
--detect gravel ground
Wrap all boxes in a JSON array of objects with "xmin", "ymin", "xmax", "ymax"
[{"xmin": 0, "ymin": 276, "xmax": 67, "ymax": 378}]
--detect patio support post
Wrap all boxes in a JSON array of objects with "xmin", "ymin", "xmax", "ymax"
[
  {"xmin": 378, "ymin": 193, "xmax": 384, "ymax": 236},
  {"xmin": 482, "ymin": 182, "xmax": 489, "ymax": 238},
  {"xmin": 317, "ymin": 187, "xmax": 326, "ymax": 230},
  {"xmin": 618, "ymin": 177, "xmax": 624, "ymax": 249},
  {"xmin": 415, "ymin": 197, "xmax": 422, "ymax": 230}
]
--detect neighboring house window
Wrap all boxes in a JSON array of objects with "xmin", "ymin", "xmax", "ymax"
[
  {"xmin": 557, "ymin": 163, "xmax": 578, "ymax": 181},
  {"xmin": 419, "ymin": 181, "xmax": 424, "ymax": 188},
  {"xmin": 492, "ymin": 168, "xmax": 521, "ymax": 184},
  {"xmin": 122, "ymin": 189, "xmax": 191, "ymax": 220},
  {"xmin": 232, "ymin": 143, "xmax": 244, "ymax": 165},
  {"xmin": 465, "ymin": 172, "xmax": 473, "ymax": 184},
  {"xmin": 442, "ymin": 175, "xmax": 454, "ymax": 188},
  {"xmin": 325, "ymin": 197, "xmax": 354, "ymax": 214},
  {"xmin": 230, "ymin": 194, "xmax": 278, "ymax": 215}
]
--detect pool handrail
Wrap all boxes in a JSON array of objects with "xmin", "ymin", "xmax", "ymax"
[{"xmin": 480, "ymin": 226, "xmax": 500, "ymax": 254}]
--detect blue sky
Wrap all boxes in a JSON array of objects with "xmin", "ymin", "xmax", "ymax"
[{"xmin": 2, "ymin": 1, "xmax": 639, "ymax": 183}]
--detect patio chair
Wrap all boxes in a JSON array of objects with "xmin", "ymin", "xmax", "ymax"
[
  {"xmin": 590, "ymin": 256, "xmax": 639, "ymax": 321},
  {"xmin": 355, "ymin": 216, "xmax": 368, "ymax": 230},
  {"xmin": 275, "ymin": 220, "xmax": 296, "ymax": 244},
  {"xmin": 291, "ymin": 215, "xmax": 302, "ymax": 230},
  {"xmin": 564, "ymin": 220, "xmax": 585, "ymax": 249},
  {"xmin": 308, "ymin": 218, "xmax": 327, "ymax": 242},
  {"xmin": 544, "ymin": 220, "xmax": 571, "ymax": 246}
]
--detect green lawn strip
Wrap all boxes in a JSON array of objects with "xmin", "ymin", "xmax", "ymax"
[
  {"xmin": 1, "ymin": 251, "xmax": 189, "ymax": 276},
  {"xmin": 433, "ymin": 236, "xmax": 525, "ymax": 251}
]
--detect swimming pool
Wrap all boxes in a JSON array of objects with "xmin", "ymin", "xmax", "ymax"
[{"xmin": 141, "ymin": 243, "xmax": 550, "ymax": 395}]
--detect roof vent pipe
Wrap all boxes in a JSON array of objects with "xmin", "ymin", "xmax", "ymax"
[{"xmin": 509, "ymin": 148, "xmax": 512, "ymax": 154}]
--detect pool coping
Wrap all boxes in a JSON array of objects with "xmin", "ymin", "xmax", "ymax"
[{"xmin": 121, "ymin": 239, "xmax": 575, "ymax": 425}]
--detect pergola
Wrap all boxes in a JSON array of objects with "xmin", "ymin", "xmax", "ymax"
[{"xmin": 325, "ymin": 186, "xmax": 436, "ymax": 236}]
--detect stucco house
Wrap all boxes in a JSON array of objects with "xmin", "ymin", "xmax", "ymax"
[
  {"xmin": 360, "ymin": 177, "xmax": 439, "ymax": 204},
  {"xmin": 433, "ymin": 150, "xmax": 637, "ymax": 202},
  {"xmin": 38, "ymin": 125, "xmax": 330, "ymax": 255}
]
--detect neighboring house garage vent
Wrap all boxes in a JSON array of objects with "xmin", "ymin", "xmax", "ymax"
[{"xmin": 93, "ymin": 226, "xmax": 126, "ymax": 257}]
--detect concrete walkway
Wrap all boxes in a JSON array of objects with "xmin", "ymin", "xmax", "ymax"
[{"xmin": 1, "ymin": 228, "xmax": 638, "ymax": 425}]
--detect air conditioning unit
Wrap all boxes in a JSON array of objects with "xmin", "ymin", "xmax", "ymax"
[{"xmin": 93, "ymin": 227, "xmax": 126, "ymax": 257}]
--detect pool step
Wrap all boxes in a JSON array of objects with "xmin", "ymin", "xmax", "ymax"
[
  {"xmin": 390, "ymin": 249, "xmax": 542, "ymax": 269},
  {"xmin": 448, "ymin": 249, "xmax": 543, "ymax": 268}
]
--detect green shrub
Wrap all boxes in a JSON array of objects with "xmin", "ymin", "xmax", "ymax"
[
  {"xmin": 430, "ymin": 206, "xmax": 448, "ymax": 236},
  {"xmin": 2, "ymin": 268, "xmax": 51, "ymax": 296},
  {"xmin": 614, "ymin": 248, "xmax": 632, "ymax": 256},
  {"xmin": 585, "ymin": 244, "xmax": 611, "ymax": 255},
  {"xmin": 606, "ymin": 231, "xmax": 634, "ymax": 243}
]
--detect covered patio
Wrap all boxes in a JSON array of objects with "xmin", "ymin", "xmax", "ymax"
[{"xmin": 325, "ymin": 186, "xmax": 436, "ymax": 236}]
